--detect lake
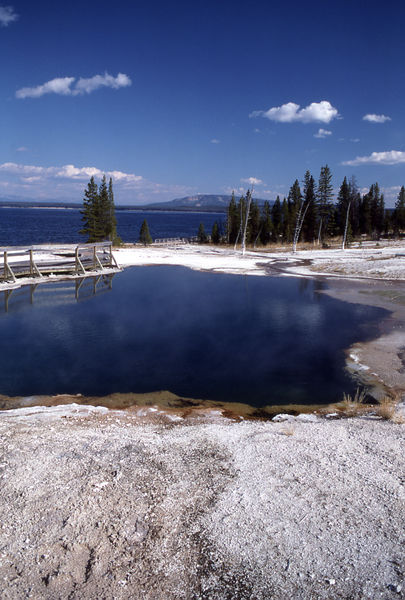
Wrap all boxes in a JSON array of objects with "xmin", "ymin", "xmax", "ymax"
[
  {"xmin": 0, "ymin": 206, "xmax": 224, "ymax": 246},
  {"xmin": 0, "ymin": 266, "xmax": 386, "ymax": 406}
]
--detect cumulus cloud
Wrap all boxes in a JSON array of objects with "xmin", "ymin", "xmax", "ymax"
[
  {"xmin": 362, "ymin": 113, "xmax": 391, "ymax": 123},
  {"xmin": 250, "ymin": 100, "xmax": 339, "ymax": 124},
  {"xmin": 16, "ymin": 72, "xmax": 131, "ymax": 99},
  {"xmin": 0, "ymin": 162, "xmax": 143, "ymax": 183},
  {"xmin": 0, "ymin": 161, "xmax": 196, "ymax": 204},
  {"xmin": 0, "ymin": 5, "xmax": 18, "ymax": 26},
  {"xmin": 74, "ymin": 72, "xmax": 131, "ymax": 95},
  {"xmin": 241, "ymin": 177, "xmax": 263, "ymax": 186},
  {"xmin": 342, "ymin": 151, "xmax": 405, "ymax": 166},
  {"xmin": 16, "ymin": 146, "xmax": 28, "ymax": 152},
  {"xmin": 210, "ymin": 139, "xmax": 220, "ymax": 144},
  {"xmin": 314, "ymin": 128, "xmax": 332, "ymax": 138}
]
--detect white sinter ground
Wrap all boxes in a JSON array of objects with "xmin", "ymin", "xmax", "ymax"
[{"xmin": 1, "ymin": 240, "xmax": 405, "ymax": 599}]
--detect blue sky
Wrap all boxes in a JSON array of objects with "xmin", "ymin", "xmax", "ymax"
[{"xmin": 0, "ymin": 0, "xmax": 404, "ymax": 206}]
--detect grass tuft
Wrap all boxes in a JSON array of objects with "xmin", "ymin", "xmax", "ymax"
[
  {"xmin": 375, "ymin": 395, "xmax": 399, "ymax": 421},
  {"xmin": 341, "ymin": 388, "xmax": 368, "ymax": 416}
]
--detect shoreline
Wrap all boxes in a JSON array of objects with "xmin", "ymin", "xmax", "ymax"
[
  {"xmin": 1, "ymin": 242, "xmax": 405, "ymax": 410},
  {"xmin": 1, "ymin": 244, "xmax": 405, "ymax": 599}
]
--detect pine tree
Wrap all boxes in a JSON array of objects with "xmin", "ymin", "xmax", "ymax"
[
  {"xmin": 248, "ymin": 199, "xmax": 261, "ymax": 245},
  {"xmin": 226, "ymin": 192, "xmax": 239, "ymax": 244},
  {"xmin": 107, "ymin": 177, "xmax": 119, "ymax": 243},
  {"xmin": 336, "ymin": 177, "xmax": 351, "ymax": 236},
  {"xmin": 281, "ymin": 198, "xmax": 291, "ymax": 243},
  {"xmin": 97, "ymin": 175, "xmax": 110, "ymax": 240},
  {"xmin": 393, "ymin": 186, "xmax": 405, "ymax": 233},
  {"xmin": 317, "ymin": 165, "xmax": 334, "ymax": 242},
  {"xmin": 197, "ymin": 222, "xmax": 208, "ymax": 243},
  {"xmin": 211, "ymin": 221, "xmax": 220, "ymax": 244},
  {"xmin": 80, "ymin": 175, "xmax": 121, "ymax": 243},
  {"xmin": 360, "ymin": 191, "xmax": 372, "ymax": 235},
  {"xmin": 260, "ymin": 201, "xmax": 273, "ymax": 245},
  {"xmin": 368, "ymin": 183, "xmax": 385, "ymax": 237},
  {"xmin": 80, "ymin": 176, "xmax": 99, "ymax": 242},
  {"xmin": 301, "ymin": 171, "xmax": 317, "ymax": 243},
  {"xmin": 271, "ymin": 196, "xmax": 282, "ymax": 241},
  {"xmin": 139, "ymin": 219, "xmax": 152, "ymax": 244}
]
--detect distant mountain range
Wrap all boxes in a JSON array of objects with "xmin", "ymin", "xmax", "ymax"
[
  {"xmin": 140, "ymin": 194, "xmax": 269, "ymax": 212},
  {"xmin": 0, "ymin": 194, "xmax": 270, "ymax": 213}
]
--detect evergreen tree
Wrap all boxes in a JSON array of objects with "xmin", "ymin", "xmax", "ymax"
[
  {"xmin": 197, "ymin": 222, "xmax": 208, "ymax": 243},
  {"xmin": 260, "ymin": 201, "xmax": 273, "ymax": 245},
  {"xmin": 301, "ymin": 171, "xmax": 317, "ymax": 243},
  {"xmin": 139, "ymin": 219, "xmax": 152, "ymax": 244},
  {"xmin": 211, "ymin": 221, "xmax": 220, "ymax": 244},
  {"xmin": 80, "ymin": 176, "xmax": 99, "ymax": 242},
  {"xmin": 317, "ymin": 165, "xmax": 334, "ymax": 242},
  {"xmin": 248, "ymin": 199, "xmax": 261, "ymax": 245},
  {"xmin": 281, "ymin": 198, "xmax": 292, "ymax": 242},
  {"xmin": 360, "ymin": 191, "xmax": 372, "ymax": 235},
  {"xmin": 80, "ymin": 175, "xmax": 120, "ymax": 243},
  {"xmin": 107, "ymin": 177, "xmax": 119, "ymax": 243},
  {"xmin": 271, "ymin": 196, "xmax": 282, "ymax": 241},
  {"xmin": 348, "ymin": 176, "xmax": 361, "ymax": 237},
  {"xmin": 336, "ymin": 177, "xmax": 351, "ymax": 236},
  {"xmin": 97, "ymin": 175, "xmax": 110, "ymax": 240},
  {"xmin": 226, "ymin": 192, "xmax": 239, "ymax": 244},
  {"xmin": 369, "ymin": 183, "xmax": 385, "ymax": 237},
  {"xmin": 393, "ymin": 186, "xmax": 405, "ymax": 233}
]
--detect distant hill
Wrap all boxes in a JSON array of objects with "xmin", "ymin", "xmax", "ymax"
[
  {"xmin": 141, "ymin": 194, "xmax": 269, "ymax": 213},
  {"xmin": 0, "ymin": 194, "xmax": 271, "ymax": 213}
]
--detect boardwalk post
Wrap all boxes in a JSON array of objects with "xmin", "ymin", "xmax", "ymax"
[
  {"xmin": 3, "ymin": 251, "xmax": 16, "ymax": 283},
  {"xmin": 75, "ymin": 247, "xmax": 86, "ymax": 275},
  {"xmin": 29, "ymin": 249, "xmax": 42, "ymax": 278}
]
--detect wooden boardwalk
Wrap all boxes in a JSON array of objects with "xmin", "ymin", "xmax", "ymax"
[{"xmin": 0, "ymin": 242, "xmax": 120, "ymax": 285}]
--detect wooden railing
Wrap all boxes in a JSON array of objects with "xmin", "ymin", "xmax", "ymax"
[{"xmin": 0, "ymin": 242, "xmax": 120, "ymax": 284}]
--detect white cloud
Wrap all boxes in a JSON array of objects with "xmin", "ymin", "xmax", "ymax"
[
  {"xmin": 314, "ymin": 128, "xmax": 332, "ymax": 138},
  {"xmin": 350, "ymin": 138, "xmax": 360, "ymax": 143},
  {"xmin": 0, "ymin": 161, "xmax": 194, "ymax": 204},
  {"xmin": 362, "ymin": 113, "xmax": 391, "ymax": 123},
  {"xmin": 241, "ymin": 177, "xmax": 263, "ymax": 186},
  {"xmin": 16, "ymin": 146, "xmax": 28, "ymax": 152},
  {"xmin": 342, "ymin": 150, "xmax": 405, "ymax": 166},
  {"xmin": 74, "ymin": 72, "xmax": 131, "ymax": 95},
  {"xmin": 210, "ymin": 138, "xmax": 220, "ymax": 144},
  {"xmin": 250, "ymin": 100, "xmax": 339, "ymax": 124},
  {"xmin": 16, "ymin": 72, "xmax": 131, "ymax": 99},
  {"xmin": 0, "ymin": 5, "xmax": 18, "ymax": 26},
  {"xmin": 0, "ymin": 162, "xmax": 143, "ymax": 183}
]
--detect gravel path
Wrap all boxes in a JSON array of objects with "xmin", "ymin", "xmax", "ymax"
[{"xmin": 0, "ymin": 409, "xmax": 404, "ymax": 599}]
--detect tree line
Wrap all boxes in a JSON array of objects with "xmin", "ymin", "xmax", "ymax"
[
  {"xmin": 80, "ymin": 175, "xmax": 120, "ymax": 244},
  {"xmin": 81, "ymin": 176, "xmax": 153, "ymax": 245},
  {"xmin": 198, "ymin": 167, "xmax": 405, "ymax": 248}
]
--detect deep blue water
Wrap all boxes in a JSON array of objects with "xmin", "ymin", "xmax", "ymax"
[
  {"xmin": 0, "ymin": 267, "xmax": 386, "ymax": 406},
  {"xmin": 0, "ymin": 207, "xmax": 224, "ymax": 246}
]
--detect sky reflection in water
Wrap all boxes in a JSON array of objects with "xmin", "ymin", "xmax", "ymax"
[{"xmin": 0, "ymin": 267, "xmax": 386, "ymax": 406}]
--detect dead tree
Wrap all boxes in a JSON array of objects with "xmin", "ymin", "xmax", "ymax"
[
  {"xmin": 241, "ymin": 188, "xmax": 253, "ymax": 256},
  {"xmin": 342, "ymin": 201, "xmax": 351, "ymax": 250},
  {"xmin": 292, "ymin": 199, "xmax": 310, "ymax": 253}
]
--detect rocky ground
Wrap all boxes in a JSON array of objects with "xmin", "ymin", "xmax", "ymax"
[{"xmin": 0, "ymin": 407, "xmax": 404, "ymax": 599}]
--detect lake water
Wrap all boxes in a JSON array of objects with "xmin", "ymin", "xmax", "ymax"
[
  {"xmin": 0, "ymin": 207, "xmax": 224, "ymax": 246},
  {"xmin": 0, "ymin": 266, "xmax": 386, "ymax": 406}
]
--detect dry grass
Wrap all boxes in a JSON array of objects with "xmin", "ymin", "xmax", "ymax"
[
  {"xmin": 340, "ymin": 388, "xmax": 368, "ymax": 417},
  {"xmin": 280, "ymin": 424, "xmax": 295, "ymax": 436},
  {"xmin": 375, "ymin": 395, "xmax": 403, "ymax": 422}
]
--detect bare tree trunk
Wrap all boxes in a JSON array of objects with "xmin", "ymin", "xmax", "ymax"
[
  {"xmin": 292, "ymin": 201, "xmax": 310, "ymax": 253},
  {"xmin": 241, "ymin": 189, "xmax": 252, "ymax": 256},
  {"xmin": 234, "ymin": 200, "xmax": 243, "ymax": 250},
  {"xmin": 317, "ymin": 218, "xmax": 323, "ymax": 245},
  {"xmin": 342, "ymin": 201, "xmax": 351, "ymax": 250}
]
